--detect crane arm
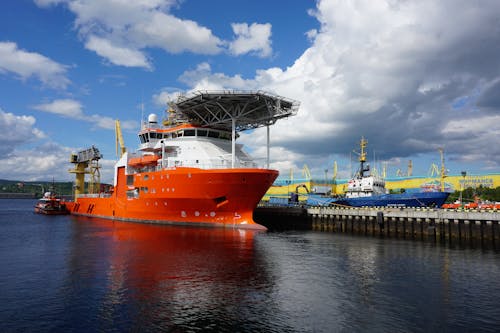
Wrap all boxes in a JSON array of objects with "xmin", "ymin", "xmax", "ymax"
[{"xmin": 115, "ymin": 120, "xmax": 126, "ymax": 158}]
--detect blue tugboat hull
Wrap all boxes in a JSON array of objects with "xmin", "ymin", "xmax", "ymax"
[{"xmin": 307, "ymin": 191, "xmax": 450, "ymax": 208}]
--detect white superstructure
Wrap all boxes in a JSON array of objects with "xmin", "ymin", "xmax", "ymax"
[{"xmin": 129, "ymin": 114, "xmax": 256, "ymax": 172}]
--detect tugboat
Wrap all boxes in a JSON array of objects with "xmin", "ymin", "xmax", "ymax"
[
  {"xmin": 34, "ymin": 191, "xmax": 69, "ymax": 215},
  {"xmin": 307, "ymin": 137, "xmax": 450, "ymax": 207}
]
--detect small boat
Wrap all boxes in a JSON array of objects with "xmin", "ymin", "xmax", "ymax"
[
  {"xmin": 307, "ymin": 137, "xmax": 450, "ymax": 208},
  {"xmin": 34, "ymin": 191, "xmax": 70, "ymax": 215}
]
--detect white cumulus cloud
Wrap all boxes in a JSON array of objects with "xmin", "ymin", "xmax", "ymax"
[
  {"xmin": 229, "ymin": 23, "xmax": 272, "ymax": 58},
  {"xmin": 36, "ymin": 0, "xmax": 272, "ymax": 68},
  {"xmin": 169, "ymin": 0, "xmax": 500, "ymax": 175},
  {"xmin": 0, "ymin": 108, "xmax": 46, "ymax": 156},
  {"xmin": 32, "ymin": 99, "xmax": 137, "ymax": 131},
  {"xmin": 85, "ymin": 35, "xmax": 152, "ymax": 69},
  {"xmin": 0, "ymin": 41, "xmax": 70, "ymax": 89},
  {"xmin": 35, "ymin": 0, "xmax": 224, "ymax": 69}
]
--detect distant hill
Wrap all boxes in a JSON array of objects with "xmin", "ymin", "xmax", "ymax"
[{"xmin": 0, "ymin": 179, "xmax": 74, "ymax": 197}]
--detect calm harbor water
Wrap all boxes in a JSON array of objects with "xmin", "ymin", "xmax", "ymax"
[{"xmin": 1, "ymin": 199, "xmax": 499, "ymax": 332}]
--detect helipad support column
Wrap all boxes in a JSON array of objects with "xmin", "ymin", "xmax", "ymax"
[
  {"xmin": 232, "ymin": 117, "xmax": 236, "ymax": 168},
  {"xmin": 267, "ymin": 125, "xmax": 270, "ymax": 169}
]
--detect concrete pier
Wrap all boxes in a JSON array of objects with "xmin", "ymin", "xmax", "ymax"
[
  {"xmin": 255, "ymin": 205, "xmax": 500, "ymax": 248},
  {"xmin": 254, "ymin": 206, "xmax": 310, "ymax": 231}
]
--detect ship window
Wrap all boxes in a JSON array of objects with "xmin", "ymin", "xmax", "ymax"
[
  {"xmin": 141, "ymin": 187, "xmax": 148, "ymax": 193},
  {"xmin": 197, "ymin": 129, "xmax": 207, "ymax": 136},
  {"xmin": 144, "ymin": 175, "xmax": 149, "ymax": 181},
  {"xmin": 184, "ymin": 129, "xmax": 195, "ymax": 136},
  {"xmin": 126, "ymin": 175, "xmax": 134, "ymax": 185},
  {"xmin": 177, "ymin": 131, "xmax": 183, "ymax": 137},
  {"xmin": 220, "ymin": 132, "xmax": 231, "ymax": 140},
  {"xmin": 172, "ymin": 133, "xmax": 177, "ymax": 138},
  {"xmin": 126, "ymin": 189, "xmax": 139, "ymax": 199},
  {"xmin": 208, "ymin": 130, "xmax": 219, "ymax": 138}
]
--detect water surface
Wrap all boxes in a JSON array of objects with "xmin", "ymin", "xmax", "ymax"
[{"xmin": 0, "ymin": 199, "xmax": 499, "ymax": 332}]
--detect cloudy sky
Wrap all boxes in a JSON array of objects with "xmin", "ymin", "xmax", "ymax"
[{"xmin": 1, "ymin": 0, "xmax": 499, "ymax": 183}]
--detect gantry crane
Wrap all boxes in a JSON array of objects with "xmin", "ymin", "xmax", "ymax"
[{"xmin": 69, "ymin": 145, "xmax": 102, "ymax": 197}]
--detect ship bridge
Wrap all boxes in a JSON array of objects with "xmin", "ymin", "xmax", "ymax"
[{"xmin": 169, "ymin": 90, "xmax": 300, "ymax": 168}]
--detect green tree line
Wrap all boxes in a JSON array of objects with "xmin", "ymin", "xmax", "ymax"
[
  {"xmin": 0, "ymin": 180, "xmax": 74, "ymax": 197},
  {"xmin": 446, "ymin": 186, "xmax": 500, "ymax": 203}
]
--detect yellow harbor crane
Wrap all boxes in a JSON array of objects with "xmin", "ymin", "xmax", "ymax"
[
  {"xmin": 331, "ymin": 161, "xmax": 338, "ymax": 194},
  {"xmin": 69, "ymin": 146, "xmax": 103, "ymax": 197},
  {"xmin": 426, "ymin": 148, "xmax": 447, "ymax": 191},
  {"xmin": 396, "ymin": 160, "xmax": 413, "ymax": 177},
  {"xmin": 438, "ymin": 148, "xmax": 447, "ymax": 192},
  {"xmin": 428, "ymin": 163, "xmax": 440, "ymax": 177},
  {"xmin": 302, "ymin": 164, "xmax": 312, "ymax": 181},
  {"xmin": 115, "ymin": 119, "xmax": 126, "ymax": 158}
]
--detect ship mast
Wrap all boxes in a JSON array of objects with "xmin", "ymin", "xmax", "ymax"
[{"xmin": 357, "ymin": 136, "xmax": 368, "ymax": 178}]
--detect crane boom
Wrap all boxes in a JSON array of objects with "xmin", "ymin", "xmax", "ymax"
[{"xmin": 115, "ymin": 120, "xmax": 126, "ymax": 158}]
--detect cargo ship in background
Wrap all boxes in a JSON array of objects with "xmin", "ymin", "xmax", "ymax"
[
  {"xmin": 66, "ymin": 91, "xmax": 299, "ymax": 230},
  {"xmin": 305, "ymin": 137, "xmax": 450, "ymax": 207}
]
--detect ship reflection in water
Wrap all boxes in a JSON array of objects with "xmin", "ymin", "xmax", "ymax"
[{"xmin": 65, "ymin": 217, "xmax": 274, "ymax": 332}]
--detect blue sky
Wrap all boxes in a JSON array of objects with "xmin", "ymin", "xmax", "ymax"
[{"xmin": 1, "ymin": 0, "xmax": 499, "ymax": 183}]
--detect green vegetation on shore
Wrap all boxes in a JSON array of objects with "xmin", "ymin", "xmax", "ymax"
[
  {"xmin": 446, "ymin": 186, "xmax": 500, "ymax": 203},
  {"xmin": 0, "ymin": 179, "xmax": 74, "ymax": 197}
]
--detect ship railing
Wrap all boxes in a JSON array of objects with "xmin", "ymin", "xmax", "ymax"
[
  {"xmin": 76, "ymin": 193, "xmax": 113, "ymax": 199},
  {"xmin": 157, "ymin": 158, "xmax": 258, "ymax": 170}
]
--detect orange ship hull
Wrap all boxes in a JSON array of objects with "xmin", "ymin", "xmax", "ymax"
[{"xmin": 69, "ymin": 167, "xmax": 278, "ymax": 230}]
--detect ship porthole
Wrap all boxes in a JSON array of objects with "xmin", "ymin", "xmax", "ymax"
[
  {"xmin": 210, "ymin": 211, "xmax": 216, "ymax": 217},
  {"xmin": 181, "ymin": 211, "xmax": 187, "ymax": 217},
  {"xmin": 195, "ymin": 211, "xmax": 200, "ymax": 216}
]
